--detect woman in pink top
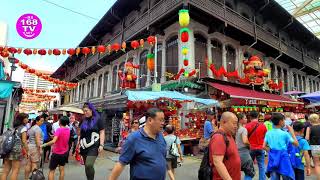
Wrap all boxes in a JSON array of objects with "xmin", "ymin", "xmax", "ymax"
[{"xmin": 41, "ymin": 116, "xmax": 70, "ymax": 180}]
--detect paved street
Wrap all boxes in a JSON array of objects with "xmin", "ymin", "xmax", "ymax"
[{"xmin": 12, "ymin": 151, "xmax": 317, "ymax": 179}]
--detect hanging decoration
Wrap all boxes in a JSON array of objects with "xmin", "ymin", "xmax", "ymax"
[
  {"xmin": 239, "ymin": 55, "xmax": 270, "ymax": 85},
  {"xmin": 180, "ymin": 28, "xmax": 190, "ymax": 43},
  {"xmin": 18, "ymin": 62, "xmax": 78, "ymax": 89},
  {"xmin": 118, "ymin": 62, "xmax": 139, "ymax": 89},
  {"xmin": 0, "ymin": 36, "xmax": 159, "ymax": 58},
  {"xmin": 147, "ymin": 53, "xmax": 155, "ymax": 71},
  {"xmin": 208, "ymin": 63, "xmax": 240, "ymax": 79},
  {"xmin": 179, "ymin": 9, "xmax": 190, "ymax": 27}
]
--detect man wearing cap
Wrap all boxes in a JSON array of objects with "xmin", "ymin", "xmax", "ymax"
[{"xmin": 109, "ymin": 108, "xmax": 166, "ymax": 180}]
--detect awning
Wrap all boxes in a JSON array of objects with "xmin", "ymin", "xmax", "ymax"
[
  {"xmin": 301, "ymin": 91, "xmax": 320, "ymax": 103},
  {"xmin": 208, "ymin": 82, "xmax": 302, "ymax": 105},
  {"xmin": 0, "ymin": 81, "xmax": 15, "ymax": 99},
  {"xmin": 125, "ymin": 91, "xmax": 218, "ymax": 106}
]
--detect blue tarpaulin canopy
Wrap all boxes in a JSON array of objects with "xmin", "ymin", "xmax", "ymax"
[
  {"xmin": 0, "ymin": 81, "xmax": 15, "ymax": 99},
  {"xmin": 300, "ymin": 91, "xmax": 320, "ymax": 103},
  {"xmin": 125, "ymin": 91, "xmax": 219, "ymax": 106}
]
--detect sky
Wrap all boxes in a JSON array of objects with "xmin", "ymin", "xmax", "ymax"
[{"xmin": 0, "ymin": 0, "xmax": 116, "ymax": 82}]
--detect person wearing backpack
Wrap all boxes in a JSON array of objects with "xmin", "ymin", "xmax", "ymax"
[
  {"xmin": 263, "ymin": 113, "xmax": 299, "ymax": 180},
  {"xmin": 40, "ymin": 113, "xmax": 53, "ymax": 163},
  {"xmin": 164, "ymin": 125, "xmax": 183, "ymax": 180},
  {"xmin": 1, "ymin": 113, "xmax": 29, "ymax": 180},
  {"xmin": 41, "ymin": 116, "xmax": 70, "ymax": 180},
  {"xmin": 210, "ymin": 112, "xmax": 241, "ymax": 180},
  {"xmin": 290, "ymin": 121, "xmax": 311, "ymax": 179}
]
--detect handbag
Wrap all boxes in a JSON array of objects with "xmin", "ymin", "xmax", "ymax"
[
  {"xmin": 169, "ymin": 136, "xmax": 180, "ymax": 157},
  {"xmin": 30, "ymin": 155, "xmax": 45, "ymax": 180}
]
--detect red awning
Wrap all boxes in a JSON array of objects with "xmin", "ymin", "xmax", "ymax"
[{"xmin": 208, "ymin": 82, "xmax": 303, "ymax": 104}]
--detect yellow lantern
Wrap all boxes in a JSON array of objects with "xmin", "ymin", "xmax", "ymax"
[
  {"xmin": 182, "ymin": 46, "xmax": 188, "ymax": 55},
  {"xmin": 179, "ymin": 9, "xmax": 190, "ymax": 27}
]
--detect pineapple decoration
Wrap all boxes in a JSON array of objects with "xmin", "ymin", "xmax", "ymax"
[{"xmin": 178, "ymin": 9, "xmax": 195, "ymax": 78}]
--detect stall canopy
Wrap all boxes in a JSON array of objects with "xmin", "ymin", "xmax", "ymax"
[
  {"xmin": 208, "ymin": 82, "xmax": 302, "ymax": 105},
  {"xmin": 301, "ymin": 91, "xmax": 320, "ymax": 103},
  {"xmin": 125, "ymin": 91, "xmax": 219, "ymax": 106},
  {"xmin": 0, "ymin": 81, "xmax": 15, "ymax": 99}
]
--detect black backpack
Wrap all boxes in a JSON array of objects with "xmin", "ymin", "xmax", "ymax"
[
  {"xmin": 198, "ymin": 132, "xmax": 229, "ymax": 180},
  {"xmin": 0, "ymin": 128, "xmax": 18, "ymax": 157}
]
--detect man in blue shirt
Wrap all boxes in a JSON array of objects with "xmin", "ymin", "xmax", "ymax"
[
  {"xmin": 109, "ymin": 108, "xmax": 167, "ymax": 180},
  {"xmin": 204, "ymin": 110, "xmax": 215, "ymax": 139}
]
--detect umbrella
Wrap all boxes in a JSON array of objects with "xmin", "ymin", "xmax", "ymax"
[
  {"xmin": 284, "ymin": 91, "xmax": 305, "ymax": 95},
  {"xmin": 58, "ymin": 106, "xmax": 84, "ymax": 114},
  {"xmin": 301, "ymin": 91, "xmax": 320, "ymax": 103}
]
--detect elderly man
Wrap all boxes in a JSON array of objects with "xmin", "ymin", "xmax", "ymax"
[
  {"xmin": 210, "ymin": 112, "xmax": 241, "ymax": 180},
  {"xmin": 108, "ymin": 108, "xmax": 167, "ymax": 180}
]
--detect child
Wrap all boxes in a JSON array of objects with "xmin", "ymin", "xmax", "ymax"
[
  {"xmin": 41, "ymin": 116, "xmax": 70, "ymax": 180},
  {"xmin": 290, "ymin": 121, "xmax": 311, "ymax": 180},
  {"xmin": 263, "ymin": 113, "xmax": 299, "ymax": 180}
]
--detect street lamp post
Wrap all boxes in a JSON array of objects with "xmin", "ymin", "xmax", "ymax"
[{"xmin": 8, "ymin": 56, "xmax": 17, "ymax": 81}]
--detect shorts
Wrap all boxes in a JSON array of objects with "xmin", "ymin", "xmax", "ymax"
[
  {"xmin": 28, "ymin": 146, "xmax": 41, "ymax": 163},
  {"xmin": 49, "ymin": 153, "xmax": 68, "ymax": 170},
  {"xmin": 311, "ymin": 145, "xmax": 320, "ymax": 157},
  {"xmin": 166, "ymin": 157, "xmax": 178, "ymax": 169}
]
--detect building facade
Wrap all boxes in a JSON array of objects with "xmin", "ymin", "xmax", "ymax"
[{"xmin": 53, "ymin": 0, "xmax": 320, "ymax": 108}]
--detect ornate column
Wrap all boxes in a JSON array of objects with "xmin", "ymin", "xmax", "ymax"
[
  {"xmin": 161, "ymin": 41, "xmax": 166, "ymax": 83},
  {"xmin": 222, "ymin": 43, "xmax": 227, "ymax": 81},
  {"xmin": 207, "ymin": 39, "xmax": 213, "ymax": 77}
]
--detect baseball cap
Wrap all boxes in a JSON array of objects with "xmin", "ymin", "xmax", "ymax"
[{"xmin": 139, "ymin": 116, "xmax": 146, "ymax": 128}]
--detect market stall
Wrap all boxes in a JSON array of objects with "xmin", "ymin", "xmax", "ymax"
[{"xmin": 124, "ymin": 90, "xmax": 219, "ymax": 155}]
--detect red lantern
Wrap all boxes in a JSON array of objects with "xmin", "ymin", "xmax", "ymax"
[
  {"xmin": 181, "ymin": 31, "xmax": 189, "ymax": 42},
  {"xmin": 121, "ymin": 42, "xmax": 126, "ymax": 51},
  {"xmin": 183, "ymin": 59, "xmax": 189, "ymax": 66},
  {"xmin": 127, "ymin": 101, "xmax": 134, "ymax": 109},
  {"xmin": 53, "ymin": 49, "xmax": 61, "ymax": 56},
  {"xmin": 147, "ymin": 36, "xmax": 156, "ymax": 46},
  {"xmin": 23, "ymin": 48, "xmax": 32, "ymax": 55},
  {"xmin": 14, "ymin": 59, "xmax": 19, "ymax": 64},
  {"xmin": 20, "ymin": 64, "xmax": 28, "ymax": 69},
  {"xmin": 67, "ymin": 48, "xmax": 75, "ymax": 56},
  {"xmin": 50, "ymin": 89, "xmax": 54, "ymax": 93},
  {"xmin": 131, "ymin": 40, "xmax": 139, "ymax": 49},
  {"xmin": 8, "ymin": 47, "xmax": 18, "ymax": 54},
  {"xmin": 38, "ymin": 49, "xmax": 47, "ymax": 56},
  {"xmin": 35, "ymin": 72, "xmax": 42, "ymax": 76},
  {"xmin": 28, "ymin": 69, "xmax": 35, "ymax": 73},
  {"xmin": 81, "ymin": 47, "xmax": 91, "ymax": 56},
  {"xmin": 1, "ymin": 51, "xmax": 9, "ymax": 58},
  {"xmin": 48, "ymin": 49, "xmax": 53, "ymax": 55},
  {"xmin": 97, "ymin": 45, "xmax": 106, "ymax": 54},
  {"xmin": 111, "ymin": 43, "xmax": 120, "ymax": 52}
]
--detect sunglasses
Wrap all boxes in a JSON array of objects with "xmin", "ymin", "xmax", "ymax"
[{"xmin": 133, "ymin": 121, "xmax": 139, "ymax": 124}]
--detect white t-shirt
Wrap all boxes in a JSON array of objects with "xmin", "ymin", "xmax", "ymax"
[{"xmin": 52, "ymin": 121, "xmax": 60, "ymax": 134}]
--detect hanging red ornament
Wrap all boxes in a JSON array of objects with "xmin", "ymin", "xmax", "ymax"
[
  {"xmin": 38, "ymin": 49, "xmax": 47, "ymax": 56},
  {"xmin": 140, "ymin": 39, "xmax": 144, "ymax": 48},
  {"xmin": 180, "ymin": 28, "xmax": 190, "ymax": 43},
  {"xmin": 23, "ymin": 48, "xmax": 32, "ymax": 55},
  {"xmin": 67, "ymin": 48, "xmax": 75, "ymax": 56},
  {"xmin": 14, "ymin": 59, "xmax": 19, "ymax": 64},
  {"xmin": 183, "ymin": 59, "xmax": 189, "ymax": 66},
  {"xmin": 53, "ymin": 49, "xmax": 61, "ymax": 56},
  {"xmin": 131, "ymin": 40, "xmax": 139, "ymax": 49},
  {"xmin": 189, "ymin": 69, "xmax": 197, "ymax": 77},
  {"xmin": 20, "ymin": 64, "xmax": 28, "ymax": 69},
  {"xmin": 97, "ymin": 45, "xmax": 106, "ymax": 54},
  {"xmin": 111, "ymin": 43, "xmax": 121, "ymax": 52},
  {"xmin": 81, "ymin": 47, "xmax": 90, "ymax": 56},
  {"xmin": 1, "ymin": 51, "xmax": 9, "ymax": 58},
  {"xmin": 8, "ymin": 47, "xmax": 18, "ymax": 54},
  {"xmin": 35, "ymin": 72, "xmax": 42, "ymax": 76},
  {"xmin": 50, "ymin": 89, "xmax": 54, "ymax": 93},
  {"xmin": 17, "ymin": 48, "xmax": 22, "ymax": 54},
  {"xmin": 48, "ymin": 49, "xmax": 53, "ymax": 55},
  {"xmin": 147, "ymin": 36, "xmax": 156, "ymax": 46},
  {"xmin": 28, "ymin": 69, "xmax": 36, "ymax": 74}
]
